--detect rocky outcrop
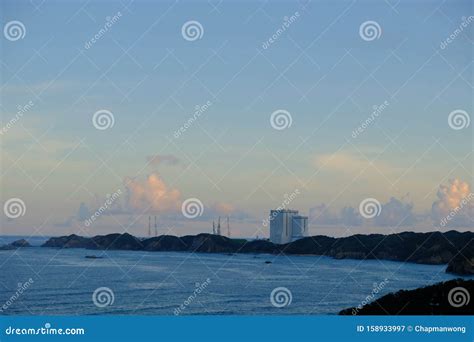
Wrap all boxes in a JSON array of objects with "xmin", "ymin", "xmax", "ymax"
[
  {"xmin": 91, "ymin": 233, "xmax": 143, "ymax": 250},
  {"xmin": 185, "ymin": 234, "xmax": 243, "ymax": 253},
  {"xmin": 240, "ymin": 239, "xmax": 279, "ymax": 254},
  {"xmin": 0, "ymin": 239, "xmax": 32, "ymax": 250},
  {"xmin": 40, "ymin": 230, "xmax": 474, "ymax": 275},
  {"xmin": 143, "ymin": 235, "xmax": 188, "ymax": 252},
  {"xmin": 10, "ymin": 239, "xmax": 31, "ymax": 248},
  {"xmin": 339, "ymin": 278, "xmax": 474, "ymax": 315},
  {"xmin": 42, "ymin": 234, "xmax": 95, "ymax": 249},
  {"xmin": 446, "ymin": 255, "xmax": 474, "ymax": 275}
]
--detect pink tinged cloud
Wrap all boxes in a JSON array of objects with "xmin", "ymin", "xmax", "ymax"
[
  {"xmin": 124, "ymin": 173, "xmax": 181, "ymax": 214},
  {"xmin": 431, "ymin": 179, "xmax": 474, "ymax": 228}
]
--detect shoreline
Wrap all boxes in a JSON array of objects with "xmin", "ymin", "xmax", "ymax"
[
  {"xmin": 2, "ymin": 238, "xmax": 472, "ymax": 316},
  {"xmin": 4, "ymin": 229, "xmax": 469, "ymax": 276}
]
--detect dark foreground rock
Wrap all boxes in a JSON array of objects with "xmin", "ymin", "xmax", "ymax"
[
  {"xmin": 339, "ymin": 278, "xmax": 474, "ymax": 315},
  {"xmin": 41, "ymin": 230, "xmax": 474, "ymax": 275},
  {"xmin": 446, "ymin": 255, "xmax": 474, "ymax": 275}
]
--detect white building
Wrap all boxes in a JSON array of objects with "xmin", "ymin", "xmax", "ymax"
[{"xmin": 269, "ymin": 209, "xmax": 308, "ymax": 244}]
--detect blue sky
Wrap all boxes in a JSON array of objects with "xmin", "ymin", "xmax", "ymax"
[{"xmin": 1, "ymin": 0, "xmax": 472, "ymax": 237}]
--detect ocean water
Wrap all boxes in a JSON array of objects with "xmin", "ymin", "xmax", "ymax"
[{"xmin": 0, "ymin": 245, "xmax": 470, "ymax": 315}]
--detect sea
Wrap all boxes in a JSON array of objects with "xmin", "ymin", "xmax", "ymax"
[{"xmin": 0, "ymin": 235, "xmax": 471, "ymax": 315}]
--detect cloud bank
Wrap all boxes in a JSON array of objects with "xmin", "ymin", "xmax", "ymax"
[{"xmin": 310, "ymin": 197, "xmax": 415, "ymax": 227}]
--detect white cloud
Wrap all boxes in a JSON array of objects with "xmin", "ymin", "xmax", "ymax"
[{"xmin": 313, "ymin": 151, "xmax": 394, "ymax": 176}]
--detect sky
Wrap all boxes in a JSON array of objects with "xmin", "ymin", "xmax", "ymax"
[{"xmin": 1, "ymin": 0, "xmax": 473, "ymax": 238}]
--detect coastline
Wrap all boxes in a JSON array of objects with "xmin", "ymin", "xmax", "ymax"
[
  {"xmin": 339, "ymin": 278, "xmax": 474, "ymax": 315},
  {"xmin": 2, "ymin": 246, "xmax": 466, "ymax": 316},
  {"xmin": 6, "ymin": 230, "xmax": 468, "ymax": 276}
]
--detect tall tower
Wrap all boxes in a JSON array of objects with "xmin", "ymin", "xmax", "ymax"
[
  {"xmin": 212, "ymin": 221, "xmax": 216, "ymax": 234},
  {"xmin": 148, "ymin": 216, "xmax": 151, "ymax": 237},
  {"xmin": 227, "ymin": 216, "xmax": 230, "ymax": 238},
  {"xmin": 154, "ymin": 216, "xmax": 157, "ymax": 236},
  {"xmin": 217, "ymin": 217, "xmax": 221, "ymax": 236}
]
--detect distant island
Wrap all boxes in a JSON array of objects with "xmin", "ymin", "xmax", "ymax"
[
  {"xmin": 0, "ymin": 238, "xmax": 31, "ymax": 250},
  {"xmin": 37, "ymin": 230, "xmax": 474, "ymax": 276},
  {"xmin": 339, "ymin": 278, "xmax": 473, "ymax": 315}
]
